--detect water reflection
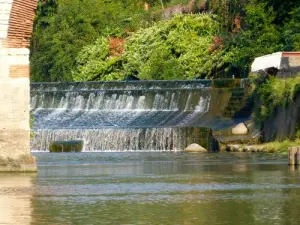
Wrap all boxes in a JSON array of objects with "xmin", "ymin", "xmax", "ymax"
[
  {"xmin": 2, "ymin": 153, "xmax": 300, "ymax": 224},
  {"xmin": 0, "ymin": 173, "xmax": 36, "ymax": 225}
]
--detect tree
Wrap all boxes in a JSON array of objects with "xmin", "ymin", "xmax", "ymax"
[
  {"xmin": 30, "ymin": 0, "xmax": 152, "ymax": 82},
  {"xmin": 211, "ymin": 1, "xmax": 282, "ymax": 78},
  {"xmin": 283, "ymin": 6, "xmax": 300, "ymax": 51}
]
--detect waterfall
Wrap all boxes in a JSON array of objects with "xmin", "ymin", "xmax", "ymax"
[
  {"xmin": 31, "ymin": 128, "xmax": 180, "ymax": 152},
  {"xmin": 30, "ymin": 80, "xmax": 244, "ymax": 151}
]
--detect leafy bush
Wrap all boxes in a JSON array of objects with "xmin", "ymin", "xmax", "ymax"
[
  {"xmin": 253, "ymin": 75, "xmax": 300, "ymax": 124},
  {"xmin": 212, "ymin": 2, "xmax": 283, "ymax": 78},
  {"xmin": 73, "ymin": 37, "xmax": 124, "ymax": 81},
  {"xmin": 262, "ymin": 139, "xmax": 300, "ymax": 153},
  {"xmin": 74, "ymin": 14, "xmax": 222, "ymax": 81},
  {"xmin": 31, "ymin": 0, "xmax": 300, "ymax": 82},
  {"xmin": 124, "ymin": 14, "xmax": 222, "ymax": 80},
  {"xmin": 30, "ymin": 0, "xmax": 158, "ymax": 82}
]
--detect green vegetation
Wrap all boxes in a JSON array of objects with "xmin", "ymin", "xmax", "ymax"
[
  {"xmin": 49, "ymin": 140, "xmax": 84, "ymax": 152},
  {"xmin": 30, "ymin": 0, "xmax": 191, "ymax": 81},
  {"xmin": 262, "ymin": 139, "xmax": 300, "ymax": 153},
  {"xmin": 30, "ymin": 114, "xmax": 35, "ymax": 138},
  {"xmin": 223, "ymin": 139, "xmax": 300, "ymax": 153},
  {"xmin": 212, "ymin": 79, "xmax": 242, "ymax": 88},
  {"xmin": 30, "ymin": 0, "xmax": 300, "ymax": 82},
  {"xmin": 31, "ymin": 0, "xmax": 153, "ymax": 81},
  {"xmin": 74, "ymin": 14, "xmax": 221, "ymax": 81},
  {"xmin": 252, "ymin": 75, "xmax": 300, "ymax": 125}
]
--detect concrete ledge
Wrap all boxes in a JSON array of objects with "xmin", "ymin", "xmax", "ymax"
[{"xmin": 0, "ymin": 155, "xmax": 37, "ymax": 172}]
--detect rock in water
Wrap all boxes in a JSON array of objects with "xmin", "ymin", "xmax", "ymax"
[{"xmin": 184, "ymin": 143, "xmax": 207, "ymax": 152}]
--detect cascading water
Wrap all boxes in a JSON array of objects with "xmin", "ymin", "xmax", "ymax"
[{"xmin": 30, "ymin": 80, "xmax": 247, "ymax": 151}]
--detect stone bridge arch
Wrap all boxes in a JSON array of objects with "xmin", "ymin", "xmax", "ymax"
[{"xmin": 0, "ymin": 0, "xmax": 37, "ymax": 171}]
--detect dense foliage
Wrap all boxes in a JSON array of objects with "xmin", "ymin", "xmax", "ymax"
[
  {"xmin": 252, "ymin": 75, "xmax": 300, "ymax": 126},
  {"xmin": 74, "ymin": 14, "xmax": 221, "ymax": 81},
  {"xmin": 31, "ymin": 0, "xmax": 161, "ymax": 81},
  {"xmin": 30, "ymin": 0, "xmax": 300, "ymax": 82}
]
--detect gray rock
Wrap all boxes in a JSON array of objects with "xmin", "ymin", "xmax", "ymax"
[{"xmin": 184, "ymin": 143, "xmax": 207, "ymax": 152}]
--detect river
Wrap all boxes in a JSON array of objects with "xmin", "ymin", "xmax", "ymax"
[{"xmin": 1, "ymin": 152, "xmax": 300, "ymax": 224}]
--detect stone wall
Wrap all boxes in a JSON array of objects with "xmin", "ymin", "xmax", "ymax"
[
  {"xmin": 0, "ymin": 0, "xmax": 37, "ymax": 171},
  {"xmin": 178, "ymin": 127, "xmax": 219, "ymax": 152},
  {"xmin": 263, "ymin": 94, "xmax": 300, "ymax": 142},
  {"xmin": 277, "ymin": 53, "xmax": 300, "ymax": 78}
]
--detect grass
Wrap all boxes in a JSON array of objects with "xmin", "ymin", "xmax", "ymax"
[
  {"xmin": 261, "ymin": 139, "xmax": 300, "ymax": 153},
  {"xmin": 223, "ymin": 139, "xmax": 300, "ymax": 153}
]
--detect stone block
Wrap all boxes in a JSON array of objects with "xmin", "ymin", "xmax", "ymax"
[
  {"xmin": 0, "ymin": 78, "xmax": 30, "ymax": 163},
  {"xmin": 0, "ymin": 78, "xmax": 29, "ymax": 130},
  {"xmin": 288, "ymin": 56, "xmax": 300, "ymax": 68},
  {"xmin": 177, "ymin": 127, "xmax": 219, "ymax": 152},
  {"xmin": 232, "ymin": 123, "xmax": 248, "ymax": 135}
]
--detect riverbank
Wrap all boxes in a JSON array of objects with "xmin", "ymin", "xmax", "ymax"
[{"xmin": 221, "ymin": 139, "xmax": 300, "ymax": 153}]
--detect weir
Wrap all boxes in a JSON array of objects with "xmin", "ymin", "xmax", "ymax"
[{"xmin": 30, "ymin": 80, "xmax": 251, "ymax": 151}]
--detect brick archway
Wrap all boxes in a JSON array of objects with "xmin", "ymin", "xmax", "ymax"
[{"xmin": 0, "ymin": 0, "xmax": 37, "ymax": 171}]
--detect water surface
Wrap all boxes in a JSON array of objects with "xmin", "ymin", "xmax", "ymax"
[{"xmin": 1, "ymin": 152, "xmax": 300, "ymax": 225}]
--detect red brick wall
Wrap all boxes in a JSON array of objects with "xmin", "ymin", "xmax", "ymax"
[
  {"xmin": 3, "ymin": 0, "xmax": 37, "ymax": 48},
  {"xmin": 282, "ymin": 52, "xmax": 300, "ymax": 57}
]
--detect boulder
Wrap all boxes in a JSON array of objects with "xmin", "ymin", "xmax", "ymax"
[
  {"xmin": 184, "ymin": 143, "xmax": 207, "ymax": 152},
  {"xmin": 232, "ymin": 123, "xmax": 248, "ymax": 135}
]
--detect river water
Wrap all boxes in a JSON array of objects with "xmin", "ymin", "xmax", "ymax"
[{"xmin": 1, "ymin": 152, "xmax": 300, "ymax": 225}]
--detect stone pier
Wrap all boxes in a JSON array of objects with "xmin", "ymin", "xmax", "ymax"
[
  {"xmin": 0, "ymin": 0, "xmax": 37, "ymax": 171},
  {"xmin": 288, "ymin": 147, "xmax": 300, "ymax": 166}
]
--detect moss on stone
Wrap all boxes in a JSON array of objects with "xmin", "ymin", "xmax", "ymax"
[
  {"xmin": 212, "ymin": 79, "xmax": 241, "ymax": 88},
  {"xmin": 252, "ymin": 75, "xmax": 300, "ymax": 125},
  {"xmin": 49, "ymin": 140, "xmax": 83, "ymax": 153},
  {"xmin": 178, "ymin": 127, "xmax": 219, "ymax": 152}
]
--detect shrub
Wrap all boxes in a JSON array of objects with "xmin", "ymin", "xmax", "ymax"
[{"xmin": 253, "ymin": 75, "xmax": 300, "ymax": 125}]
